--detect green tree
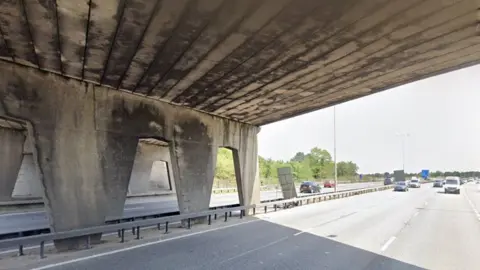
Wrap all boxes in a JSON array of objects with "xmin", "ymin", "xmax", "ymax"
[
  {"xmin": 305, "ymin": 147, "xmax": 332, "ymax": 179},
  {"xmin": 290, "ymin": 152, "xmax": 306, "ymax": 162}
]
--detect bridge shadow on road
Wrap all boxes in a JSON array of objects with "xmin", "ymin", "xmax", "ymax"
[{"xmin": 38, "ymin": 218, "xmax": 425, "ymax": 270}]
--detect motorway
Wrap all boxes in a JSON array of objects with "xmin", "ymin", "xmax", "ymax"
[
  {"xmin": 0, "ymin": 182, "xmax": 378, "ymax": 236},
  {"xmin": 36, "ymin": 182, "xmax": 480, "ymax": 270}
]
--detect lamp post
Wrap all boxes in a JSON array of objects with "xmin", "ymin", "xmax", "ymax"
[
  {"xmin": 396, "ymin": 132, "xmax": 410, "ymax": 172},
  {"xmin": 334, "ymin": 106, "xmax": 337, "ymax": 192}
]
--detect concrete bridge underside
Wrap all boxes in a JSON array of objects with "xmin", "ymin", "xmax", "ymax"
[
  {"xmin": 0, "ymin": 0, "xmax": 478, "ymax": 125},
  {"xmin": 0, "ymin": 0, "xmax": 478, "ymax": 250}
]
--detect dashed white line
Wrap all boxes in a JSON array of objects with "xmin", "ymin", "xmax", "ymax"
[
  {"xmin": 413, "ymin": 212, "xmax": 419, "ymax": 218},
  {"xmin": 381, "ymin": 236, "xmax": 396, "ymax": 252},
  {"xmin": 464, "ymin": 191, "xmax": 480, "ymax": 219}
]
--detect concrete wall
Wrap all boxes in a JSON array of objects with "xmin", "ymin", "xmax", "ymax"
[
  {"xmin": 277, "ymin": 167, "xmax": 297, "ymax": 199},
  {"xmin": 0, "ymin": 63, "xmax": 260, "ymax": 250},
  {"xmin": 12, "ymin": 154, "xmax": 42, "ymax": 198},
  {"xmin": 0, "ymin": 127, "xmax": 25, "ymax": 201},
  {"xmin": 150, "ymin": 161, "xmax": 171, "ymax": 190},
  {"xmin": 128, "ymin": 142, "xmax": 174, "ymax": 195}
]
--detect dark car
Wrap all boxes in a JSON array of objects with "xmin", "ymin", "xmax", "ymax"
[
  {"xmin": 394, "ymin": 181, "xmax": 409, "ymax": 192},
  {"xmin": 433, "ymin": 180, "xmax": 443, "ymax": 187},
  {"xmin": 300, "ymin": 181, "xmax": 321, "ymax": 193},
  {"xmin": 384, "ymin": 178, "xmax": 393, "ymax": 185}
]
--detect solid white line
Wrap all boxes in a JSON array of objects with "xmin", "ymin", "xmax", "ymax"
[
  {"xmin": 0, "ymin": 210, "xmax": 44, "ymax": 217},
  {"xmin": 381, "ymin": 236, "xmax": 396, "ymax": 252},
  {"xmin": 294, "ymin": 228, "xmax": 313, "ymax": 236},
  {"xmin": 123, "ymin": 207, "xmax": 145, "ymax": 211},
  {"xmin": 31, "ymin": 219, "xmax": 259, "ymax": 270}
]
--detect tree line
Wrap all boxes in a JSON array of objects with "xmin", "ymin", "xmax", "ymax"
[
  {"xmin": 213, "ymin": 148, "xmax": 479, "ymax": 188},
  {"xmin": 214, "ymin": 147, "xmax": 359, "ymax": 187}
]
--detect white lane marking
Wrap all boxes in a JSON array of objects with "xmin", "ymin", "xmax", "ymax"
[
  {"xmin": 424, "ymin": 202, "xmax": 428, "ymax": 206},
  {"xmin": 413, "ymin": 212, "xmax": 419, "ymax": 218},
  {"xmin": 123, "ymin": 207, "xmax": 145, "ymax": 211},
  {"xmin": 464, "ymin": 191, "xmax": 480, "ymax": 220},
  {"xmin": 218, "ymin": 236, "xmax": 288, "ymax": 264},
  {"xmin": 0, "ymin": 210, "xmax": 44, "ymax": 217},
  {"xmin": 294, "ymin": 228, "xmax": 312, "ymax": 236},
  {"xmin": 381, "ymin": 236, "xmax": 396, "ymax": 252},
  {"xmin": 293, "ymin": 212, "xmax": 357, "ymax": 236},
  {"xmin": 0, "ymin": 223, "xmax": 183, "ymax": 255},
  {"xmin": 31, "ymin": 220, "xmax": 259, "ymax": 270}
]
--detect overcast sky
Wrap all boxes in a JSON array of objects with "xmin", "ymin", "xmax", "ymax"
[{"xmin": 258, "ymin": 65, "xmax": 480, "ymax": 174}]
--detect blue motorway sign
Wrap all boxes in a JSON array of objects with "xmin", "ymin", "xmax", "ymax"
[{"xmin": 421, "ymin": 170, "xmax": 429, "ymax": 179}]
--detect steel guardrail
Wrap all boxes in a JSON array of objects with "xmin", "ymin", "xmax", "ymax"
[{"xmin": 0, "ymin": 184, "xmax": 393, "ymax": 258}]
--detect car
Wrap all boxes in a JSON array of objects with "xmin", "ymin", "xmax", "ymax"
[
  {"xmin": 433, "ymin": 180, "xmax": 444, "ymax": 187},
  {"xmin": 409, "ymin": 179, "xmax": 421, "ymax": 188},
  {"xmin": 384, "ymin": 178, "xmax": 393, "ymax": 185},
  {"xmin": 324, "ymin": 180, "xmax": 336, "ymax": 188},
  {"xmin": 444, "ymin": 177, "xmax": 461, "ymax": 194},
  {"xmin": 394, "ymin": 181, "xmax": 409, "ymax": 192},
  {"xmin": 468, "ymin": 177, "xmax": 474, "ymax": 182},
  {"xmin": 300, "ymin": 181, "xmax": 321, "ymax": 193}
]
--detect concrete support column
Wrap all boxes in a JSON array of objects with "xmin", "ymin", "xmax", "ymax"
[
  {"xmin": 128, "ymin": 142, "xmax": 174, "ymax": 195},
  {"xmin": 232, "ymin": 129, "xmax": 261, "ymax": 209},
  {"xmin": 169, "ymin": 120, "xmax": 217, "ymax": 216},
  {"xmin": 0, "ymin": 127, "xmax": 25, "ymax": 201}
]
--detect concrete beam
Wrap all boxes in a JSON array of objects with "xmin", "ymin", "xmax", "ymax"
[
  {"xmin": 0, "ymin": 127, "xmax": 25, "ymax": 201},
  {"xmin": 0, "ymin": 62, "xmax": 260, "ymax": 250}
]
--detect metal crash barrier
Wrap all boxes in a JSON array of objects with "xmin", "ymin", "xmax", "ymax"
[{"xmin": 0, "ymin": 185, "xmax": 393, "ymax": 258}]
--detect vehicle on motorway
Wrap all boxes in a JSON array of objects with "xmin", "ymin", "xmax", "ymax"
[
  {"xmin": 433, "ymin": 180, "xmax": 444, "ymax": 187},
  {"xmin": 409, "ymin": 179, "xmax": 421, "ymax": 188},
  {"xmin": 394, "ymin": 181, "xmax": 409, "ymax": 192},
  {"xmin": 323, "ymin": 180, "xmax": 336, "ymax": 188},
  {"xmin": 300, "ymin": 181, "xmax": 321, "ymax": 193},
  {"xmin": 468, "ymin": 177, "xmax": 474, "ymax": 182},
  {"xmin": 460, "ymin": 178, "xmax": 467, "ymax": 185},
  {"xmin": 384, "ymin": 178, "xmax": 393, "ymax": 185},
  {"xmin": 444, "ymin": 177, "xmax": 461, "ymax": 194}
]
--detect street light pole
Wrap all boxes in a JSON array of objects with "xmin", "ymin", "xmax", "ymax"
[
  {"xmin": 397, "ymin": 132, "xmax": 409, "ymax": 172},
  {"xmin": 334, "ymin": 106, "xmax": 337, "ymax": 192}
]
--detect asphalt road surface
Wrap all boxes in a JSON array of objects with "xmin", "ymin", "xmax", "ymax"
[
  {"xmin": 0, "ymin": 182, "xmax": 379, "ymax": 235},
  {"xmin": 39, "ymin": 182, "xmax": 480, "ymax": 270}
]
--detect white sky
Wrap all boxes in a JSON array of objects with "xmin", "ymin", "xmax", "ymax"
[{"xmin": 258, "ymin": 65, "xmax": 480, "ymax": 174}]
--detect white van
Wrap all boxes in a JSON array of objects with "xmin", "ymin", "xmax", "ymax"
[{"xmin": 444, "ymin": 176, "xmax": 461, "ymax": 194}]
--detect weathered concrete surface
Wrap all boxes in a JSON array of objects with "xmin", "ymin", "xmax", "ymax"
[
  {"xmin": 0, "ymin": 127, "xmax": 25, "ymax": 201},
  {"xmin": 0, "ymin": 0, "xmax": 478, "ymax": 125},
  {"xmin": 12, "ymin": 154, "xmax": 42, "ymax": 198},
  {"xmin": 277, "ymin": 167, "xmax": 297, "ymax": 199},
  {"xmin": 12, "ymin": 133, "xmax": 42, "ymax": 199},
  {"xmin": 0, "ymin": 62, "xmax": 260, "ymax": 249},
  {"xmin": 128, "ymin": 141, "xmax": 174, "ymax": 195}
]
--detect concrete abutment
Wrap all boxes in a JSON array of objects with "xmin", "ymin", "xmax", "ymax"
[{"xmin": 0, "ymin": 62, "xmax": 260, "ymax": 250}]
